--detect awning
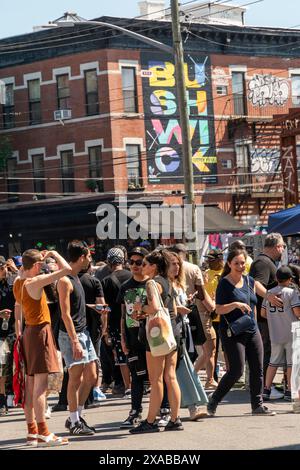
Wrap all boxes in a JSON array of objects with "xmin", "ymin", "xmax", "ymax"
[
  {"xmin": 268, "ymin": 205, "xmax": 300, "ymax": 236},
  {"xmin": 203, "ymin": 205, "xmax": 251, "ymax": 233}
]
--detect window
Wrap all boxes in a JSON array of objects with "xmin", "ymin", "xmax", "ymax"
[
  {"xmin": 121, "ymin": 67, "xmax": 138, "ymax": 113},
  {"xmin": 57, "ymin": 74, "xmax": 70, "ymax": 109},
  {"xmin": 2, "ymin": 84, "xmax": 15, "ymax": 128},
  {"xmin": 292, "ymin": 75, "xmax": 300, "ymax": 106},
  {"xmin": 232, "ymin": 72, "xmax": 247, "ymax": 115},
  {"xmin": 28, "ymin": 79, "xmax": 41, "ymax": 124},
  {"xmin": 221, "ymin": 159, "xmax": 232, "ymax": 169},
  {"xmin": 32, "ymin": 154, "xmax": 45, "ymax": 199},
  {"xmin": 126, "ymin": 144, "xmax": 142, "ymax": 190},
  {"xmin": 7, "ymin": 157, "xmax": 19, "ymax": 202},
  {"xmin": 235, "ymin": 144, "xmax": 250, "ymax": 190},
  {"xmin": 88, "ymin": 146, "xmax": 103, "ymax": 192},
  {"xmin": 61, "ymin": 150, "xmax": 74, "ymax": 194},
  {"xmin": 84, "ymin": 70, "xmax": 99, "ymax": 115},
  {"xmin": 216, "ymin": 85, "xmax": 228, "ymax": 96}
]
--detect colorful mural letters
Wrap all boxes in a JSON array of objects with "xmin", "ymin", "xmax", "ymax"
[
  {"xmin": 248, "ymin": 74, "xmax": 289, "ymax": 107},
  {"xmin": 142, "ymin": 53, "xmax": 217, "ymax": 184}
]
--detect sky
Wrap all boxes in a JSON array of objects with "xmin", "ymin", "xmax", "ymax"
[{"xmin": 0, "ymin": 0, "xmax": 299, "ymax": 39}]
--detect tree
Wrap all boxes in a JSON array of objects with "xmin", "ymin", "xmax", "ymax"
[{"xmin": 0, "ymin": 136, "xmax": 13, "ymax": 172}]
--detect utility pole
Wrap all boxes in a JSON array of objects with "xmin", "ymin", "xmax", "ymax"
[{"xmin": 171, "ymin": 0, "xmax": 199, "ymax": 265}]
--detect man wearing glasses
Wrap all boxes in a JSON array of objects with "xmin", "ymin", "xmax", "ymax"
[
  {"xmin": 249, "ymin": 233, "xmax": 285, "ymax": 386},
  {"xmin": 118, "ymin": 247, "xmax": 149, "ymax": 428}
]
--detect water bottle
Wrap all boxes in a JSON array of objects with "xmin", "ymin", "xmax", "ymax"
[{"xmin": 1, "ymin": 318, "xmax": 9, "ymax": 331}]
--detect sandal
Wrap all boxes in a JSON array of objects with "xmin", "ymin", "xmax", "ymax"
[
  {"xmin": 37, "ymin": 433, "xmax": 69, "ymax": 447},
  {"xmin": 26, "ymin": 433, "xmax": 38, "ymax": 447}
]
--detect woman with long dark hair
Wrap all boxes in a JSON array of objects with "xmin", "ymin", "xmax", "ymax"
[
  {"xmin": 130, "ymin": 250, "xmax": 182, "ymax": 433},
  {"xmin": 207, "ymin": 248, "xmax": 276, "ymax": 416}
]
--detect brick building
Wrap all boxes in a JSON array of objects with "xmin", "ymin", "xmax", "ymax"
[{"xmin": 1, "ymin": 11, "xmax": 300, "ymax": 255}]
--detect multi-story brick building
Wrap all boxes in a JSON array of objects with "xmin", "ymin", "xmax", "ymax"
[{"xmin": 1, "ymin": 6, "xmax": 300, "ymax": 255}]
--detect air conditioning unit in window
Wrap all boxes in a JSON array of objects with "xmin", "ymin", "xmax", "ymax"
[{"xmin": 54, "ymin": 109, "xmax": 72, "ymax": 121}]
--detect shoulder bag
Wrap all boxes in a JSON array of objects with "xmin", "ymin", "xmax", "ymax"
[
  {"xmin": 146, "ymin": 280, "xmax": 177, "ymax": 357},
  {"xmin": 224, "ymin": 276, "xmax": 254, "ymax": 337}
]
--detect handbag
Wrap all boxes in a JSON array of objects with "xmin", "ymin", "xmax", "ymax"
[
  {"xmin": 188, "ymin": 303, "xmax": 207, "ymax": 345},
  {"xmin": 224, "ymin": 276, "xmax": 254, "ymax": 337},
  {"xmin": 146, "ymin": 280, "xmax": 177, "ymax": 357}
]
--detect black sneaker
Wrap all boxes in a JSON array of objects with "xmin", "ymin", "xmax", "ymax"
[
  {"xmin": 129, "ymin": 419, "xmax": 160, "ymax": 434},
  {"xmin": 69, "ymin": 420, "xmax": 95, "ymax": 435},
  {"xmin": 0, "ymin": 406, "xmax": 8, "ymax": 417},
  {"xmin": 262, "ymin": 388, "xmax": 271, "ymax": 401},
  {"xmin": 165, "ymin": 417, "xmax": 184, "ymax": 431},
  {"xmin": 252, "ymin": 405, "xmax": 276, "ymax": 416},
  {"xmin": 207, "ymin": 393, "xmax": 218, "ymax": 416},
  {"xmin": 120, "ymin": 411, "xmax": 142, "ymax": 429},
  {"xmin": 284, "ymin": 390, "xmax": 292, "ymax": 401},
  {"xmin": 65, "ymin": 416, "xmax": 96, "ymax": 432}
]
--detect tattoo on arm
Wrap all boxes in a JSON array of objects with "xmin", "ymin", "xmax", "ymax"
[{"xmin": 146, "ymin": 281, "xmax": 155, "ymax": 302}]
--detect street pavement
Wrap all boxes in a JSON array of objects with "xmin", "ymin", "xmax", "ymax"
[{"xmin": 0, "ymin": 386, "xmax": 299, "ymax": 451}]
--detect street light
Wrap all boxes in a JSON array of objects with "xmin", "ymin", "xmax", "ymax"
[{"xmin": 45, "ymin": 2, "xmax": 199, "ymax": 263}]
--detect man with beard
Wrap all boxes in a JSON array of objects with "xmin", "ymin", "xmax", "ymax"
[{"xmin": 249, "ymin": 233, "xmax": 285, "ymax": 384}]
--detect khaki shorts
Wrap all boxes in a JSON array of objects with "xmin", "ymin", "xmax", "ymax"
[{"xmin": 199, "ymin": 311, "xmax": 216, "ymax": 341}]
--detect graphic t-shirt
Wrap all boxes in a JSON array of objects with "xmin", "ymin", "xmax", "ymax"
[{"xmin": 118, "ymin": 278, "xmax": 147, "ymax": 350}]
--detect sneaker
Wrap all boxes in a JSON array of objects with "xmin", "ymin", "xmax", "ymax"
[
  {"xmin": 207, "ymin": 393, "xmax": 218, "ymax": 417},
  {"xmin": 252, "ymin": 405, "xmax": 276, "ymax": 416},
  {"xmin": 93, "ymin": 387, "xmax": 107, "ymax": 402},
  {"xmin": 157, "ymin": 408, "xmax": 171, "ymax": 427},
  {"xmin": 112, "ymin": 385, "xmax": 125, "ymax": 396},
  {"xmin": 45, "ymin": 406, "xmax": 52, "ymax": 419},
  {"xmin": 0, "ymin": 406, "xmax": 8, "ymax": 417},
  {"xmin": 262, "ymin": 387, "xmax": 271, "ymax": 401},
  {"xmin": 122, "ymin": 389, "xmax": 131, "ymax": 399},
  {"xmin": 129, "ymin": 419, "xmax": 160, "ymax": 434},
  {"xmin": 69, "ymin": 420, "xmax": 95, "ymax": 435},
  {"xmin": 120, "ymin": 410, "xmax": 142, "ymax": 429},
  {"xmin": 52, "ymin": 404, "xmax": 68, "ymax": 412},
  {"xmin": 7, "ymin": 395, "xmax": 14, "ymax": 408},
  {"xmin": 65, "ymin": 416, "xmax": 96, "ymax": 433},
  {"xmin": 101, "ymin": 383, "xmax": 112, "ymax": 394},
  {"xmin": 284, "ymin": 390, "xmax": 292, "ymax": 401},
  {"xmin": 270, "ymin": 386, "xmax": 284, "ymax": 400},
  {"xmin": 165, "ymin": 417, "xmax": 184, "ymax": 431},
  {"xmin": 189, "ymin": 406, "xmax": 208, "ymax": 421}
]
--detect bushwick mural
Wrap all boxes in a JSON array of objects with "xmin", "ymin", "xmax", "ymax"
[{"xmin": 141, "ymin": 52, "xmax": 217, "ymax": 185}]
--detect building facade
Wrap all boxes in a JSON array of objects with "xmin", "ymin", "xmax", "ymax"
[{"xmin": 1, "ymin": 15, "xmax": 300, "ymax": 254}]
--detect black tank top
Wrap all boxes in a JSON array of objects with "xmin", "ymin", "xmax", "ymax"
[
  {"xmin": 59, "ymin": 275, "xmax": 86, "ymax": 333},
  {"xmin": 154, "ymin": 275, "xmax": 176, "ymax": 320}
]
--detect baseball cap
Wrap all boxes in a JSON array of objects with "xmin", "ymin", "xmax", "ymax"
[
  {"xmin": 0, "ymin": 256, "xmax": 6, "ymax": 267},
  {"xmin": 276, "ymin": 266, "xmax": 295, "ymax": 281},
  {"xmin": 128, "ymin": 247, "xmax": 149, "ymax": 258},
  {"xmin": 205, "ymin": 249, "xmax": 224, "ymax": 261},
  {"xmin": 13, "ymin": 255, "xmax": 22, "ymax": 267},
  {"xmin": 107, "ymin": 247, "xmax": 125, "ymax": 265}
]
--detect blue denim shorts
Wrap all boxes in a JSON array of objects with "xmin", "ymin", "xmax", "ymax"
[{"xmin": 58, "ymin": 329, "xmax": 98, "ymax": 369}]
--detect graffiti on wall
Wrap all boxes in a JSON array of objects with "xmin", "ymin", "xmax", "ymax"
[
  {"xmin": 250, "ymin": 147, "xmax": 281, "ymax": 174},
  {"xmin": 141, "ymin": 53, "xmax": 217, "ymax": 184},
  {"xmin": 248, "ymin": 74, "xmax": 289, "ymax": 107}
]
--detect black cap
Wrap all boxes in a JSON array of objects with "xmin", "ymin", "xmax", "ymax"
[
  {"xmin": 276, "ymin": 266, "xmax": 295, "ymax": 281},
  {"xmin": 128, "ymin": 247, "xmax": 149, "ymax": 258},
  {"xmin": 0, "ymin": 256, "xmax": 6, "ymax": 267}
]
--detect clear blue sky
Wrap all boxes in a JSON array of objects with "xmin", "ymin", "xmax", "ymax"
[{"xmin": 0, "ymin": 0, "xmax": 299, "ymax": 39}]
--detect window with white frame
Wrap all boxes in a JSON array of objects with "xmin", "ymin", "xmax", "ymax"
[
  {"xmin": 2, "ymin": 84, "xmax": 15, "ymax": 129},
  {"xmin": 28, "ymin": 79, "xmax": 41, "ymax": 125},
  {"xmin": 292, "ymin": 75, "xmax": 300, "ymax": 106},
  {"xmin": 57, "ymin": 74, "xmax": 70, "ymax": 110},
  {"xmin": 126, "ymin": 144, "xmax": 142, "ymax": 189},
  {"xmin": 232, "ymin": 72, "xmax": 247, "ymax": 115},
  {"xmin": 122, "ymin": 67, "xmax": 138, "ymax": 113}
]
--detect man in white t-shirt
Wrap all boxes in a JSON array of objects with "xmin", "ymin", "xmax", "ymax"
[{"xmin": 261, "ymin": 266, "xmax": 300, "ymax": 401}]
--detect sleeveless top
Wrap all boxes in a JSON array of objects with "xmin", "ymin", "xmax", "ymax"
[
  {"xmin": 154, "ymin": 275, "xmax": 177, "ymax": 320},
  {"xmin": 13, "ymin": 278, "xmax": 51, "ymax": 326},
  {"xmin": 59, "ymin": 275, "xmax": 86, "ymax": 333}
]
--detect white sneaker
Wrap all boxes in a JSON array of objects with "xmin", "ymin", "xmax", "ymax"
[
  {"xmin": 93, "ymin": 387, "xmax": 107, "ymax": 402},
  {"xmin": 157, "ymin": 409, "xmax": 171, "ymax": 427},
  {"xmin": 269, "ymin": 386, "xmax": 284, "ymax": 400},
  {"xmin": 45, "ymin": 406, "xmax": 52, "ymax": 419}
]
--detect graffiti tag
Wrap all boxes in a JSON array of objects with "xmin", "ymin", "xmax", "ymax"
[{"xmin": 248, "ymin": 74, "xmax": 289, "ymax": 107}]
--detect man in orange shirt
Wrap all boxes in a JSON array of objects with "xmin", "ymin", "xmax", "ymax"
[{"xmin": 14, "ymin": 249, "xmax": 71, "ymax": 447}]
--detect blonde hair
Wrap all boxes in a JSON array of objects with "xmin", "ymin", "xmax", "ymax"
[{"xmin": 168, "ymin": 251, "xmax": 186, "ymax": 291}]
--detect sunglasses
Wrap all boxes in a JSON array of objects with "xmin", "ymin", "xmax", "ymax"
[{"xmin": 129, "ymin": 259, "xmax": 143, "ymax": 266}]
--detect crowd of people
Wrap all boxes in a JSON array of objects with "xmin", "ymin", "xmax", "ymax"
[{"xmin": 0, "ymin": 232, "xmax": 300, "ymax": 447}]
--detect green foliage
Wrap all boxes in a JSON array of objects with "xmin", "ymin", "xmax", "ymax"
[{"xmin": 85, "ymin": 179, "xmax": 98, "ymax": 191}]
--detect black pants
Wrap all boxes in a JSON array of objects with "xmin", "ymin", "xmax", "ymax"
[
  {"xmin": 212, "ymin": 328, "xmax": 264, "ymax": 410},
  {"xmin": 258, "ymin": 321, "xmax": 271, "ymax": 381},
  {"xmin": 100, "ymin": 340, "xmax": 123, "ymax": 387}
]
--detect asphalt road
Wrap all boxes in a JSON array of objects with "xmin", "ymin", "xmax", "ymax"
[{"xmin": 0, "ymin": 387, "xmax": 299, "ymax": 452}]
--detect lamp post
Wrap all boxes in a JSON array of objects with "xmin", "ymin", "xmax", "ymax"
[{"xmin": 46, "ymin": 2, "xmax": 199, "ymax": 263}]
